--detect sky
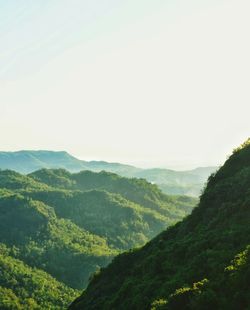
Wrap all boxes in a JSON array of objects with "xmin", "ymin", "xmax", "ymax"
[{"xmin": 0, "ymin": 0, "xmax": 250, "ymax": 169}]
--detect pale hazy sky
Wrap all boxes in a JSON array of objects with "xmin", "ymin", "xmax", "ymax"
[{"xmin": 0, "ymin": 0, "xmax": 250, "ymax": 169}]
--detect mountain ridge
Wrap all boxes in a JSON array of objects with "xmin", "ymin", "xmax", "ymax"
[
  {"xmin": 69, "ymin": 139, "xmax": 250, "ymax": 310},
  {"xmin": 0, "ymin": 150, "xmax": 216, "ymax": 196},
  {"xmin": 0, "ymin": 167, "xmax": 197, "ymax": 308}
]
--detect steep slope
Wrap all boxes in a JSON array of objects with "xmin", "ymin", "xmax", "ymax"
[
  {"xmin": 28, "ymin": 189, "xmax": 170, "ymax": 250},
  {"xmin": 70, "ymin": 140, "xmax": 250, "ymax": 310},
  {"xmin": 0, "ymin": 192, "xmax": 114, "ymax": 289},
  {"xmin": 161, "ymin": 245, "xmax": 250, "ymax": 310},
  {"xmin": 0, "ymin": 244, "xmax": 78, "ymax": 309},
  {"xmin": 0, "ymin": 168, "xmax": 196, "ymax": 296}
]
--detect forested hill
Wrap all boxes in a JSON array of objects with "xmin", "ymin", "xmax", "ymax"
[
  {"xmin": 70, "ymin": 140, "xmax": 250, "ymax": 310},
  {"xmin": 0, "ymin": 169, "xmax": 196, "ymax": 308},
  {"xmin": 0, "ymin": 150, "xmax": 216, "ymax": 196},
  {"xmin": 29, "ymin": 169, "xmax": 195, "ymax": 219}
]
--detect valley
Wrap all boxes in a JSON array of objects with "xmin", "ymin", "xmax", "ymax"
[{"xmin": 0, "ymin": 168, "xmax": 196, "ymax": 308}]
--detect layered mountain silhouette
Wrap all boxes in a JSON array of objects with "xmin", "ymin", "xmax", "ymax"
[
  {"xmin": 70, "ymin": 140, "xmax": 250, "ymax": 310},
  {"xmin": 0, "ymin": 150, "xmax": 216, "ymax": 196}
]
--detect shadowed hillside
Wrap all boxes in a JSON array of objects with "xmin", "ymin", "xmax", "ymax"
[{"xmin": 70, "ymin": 140, "xmax": 250, "ymax": 310}]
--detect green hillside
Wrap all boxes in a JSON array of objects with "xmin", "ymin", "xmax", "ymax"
[
  {"xmin": 70, "ymin": 140, "xmax": 250, "ymax": 310},
  {"xmin": 28, "ymin": 189, "xmax": 168, "ymax": 250},
  {"xmin": 0, "ymin": 244, "xmax": 78, "ymax": 309},
  {"xmin": 0, "ymin": 168, "xmax": 196, "ymax": 308},
  {"xmin": 29, "ymin": 169, "xmax": 195, "ymax": 219},
  {"xmin": 0, "ymin": 150, "xmax": 216, "ymax": 196},
  {"xmin": 27, "ymin": 169, "xmax": 196, "ymax": 250},
  {"xmin": 0, "ymin": 192, "xmax": 114, "ymax": 289}
]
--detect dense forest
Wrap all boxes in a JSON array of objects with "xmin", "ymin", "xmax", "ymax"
[
  {"xmin": 0, "ymin": 169, "xmax": 196, "ymax": 308},
  {"xmin": 0, "ymin": 150, "xmax": 215, "ymax": 196},
  {"xmin": 70, "ymin": 140, "xmax": 250, "ymax": 309}
]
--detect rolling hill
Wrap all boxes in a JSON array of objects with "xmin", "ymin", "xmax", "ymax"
[
  {"xmin": 0, "ymin": 151, "xmax": 139, "ymax": 175},
  {"xmin": 0, "ymin": 150, "xmax": 216, "ymax": 196},
  {"xmin": 70, "ymin": 139, "xmax": 250, "ymax": 310},
  {"xmin": 0, "ymin": 168, "xmax": 196, "ymax": 308},
  {"xmin": 132, "ymin": 166, "xmax": 217, "ymax": 196}
]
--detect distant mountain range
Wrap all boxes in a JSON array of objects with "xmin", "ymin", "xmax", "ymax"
[
  {"xmin": 0, "ymin": 150, "xmax": 217, "ymax": 196},
  {"xmin": 69, "ymin": 140, "xmax": 250, "ymax": 310}
]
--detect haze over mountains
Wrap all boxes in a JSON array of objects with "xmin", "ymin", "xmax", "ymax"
[
  {"xmin": 0, "ymin": 144, "xmax": 249, "ymax": 309},
  {"xmin": 0, "ymin": 151, "xmax": 217, "ymax": 197},
  {"xmin": 1, "ymin": 0, "xmax": 248, "ymax": 308},
  {"xmin": 70, "ymin": 140, "xmax": 250, "ymax": 310}
]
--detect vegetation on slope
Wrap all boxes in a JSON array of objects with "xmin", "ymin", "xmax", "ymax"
[
  {"xmin": 158, "ymin": 245, "xmax": 250, "ymax": 310},
  {"xmin": 27, "ymin": 169, "xmax": 197, "ymax": 249},
  {"xmin": 70, "ymin": 140, "xmax": 250, "ymax": 310},
  {"xmin": 28, "ymin": 189, "xmax": 169, "ymax": 250},
  {"xmin": 0, "ymin": 168, "xmax": 196, "ymax": 308},
  {"xmin": 0, "ymin": 193, "xmax": 114, "ymax": 289},
  {"xmin": 0, "ymin": 244, "xmax": 78, "ymax": 309},
  {"xmin": 0, "ymin": 150, "xmax": 216, "ymax": 196},
  {"xmin": 29, "ymin": 169, "xmax": 196, "ymax": 219}
]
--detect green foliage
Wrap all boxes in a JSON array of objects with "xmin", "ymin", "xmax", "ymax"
[
  {"xmin": 0, "ymin": 244, "xmax": 78, "ymax": 309},
  {"xmin": 0, "ymin": 150, "xmax": 215, "ymax": 196},
  {"xmin": 30, "ymin": 169, "xmax": 197, "ymax": 221},
  {"xmin": 0, "ymin": 167, "xmax": 195, "ymax": 308},
  {"xmin": 0, "ymin": 170, "xmax": 50, "ymax": 191},
  {"xmin": 28, "ymin": 189, "xmax": 172, "ymax": 250},
  {"xmin": 0, "ymin": 287, "xmax": 22, "ymax": 310},
  {"xmin": 28, "ymin": 169, "xmax": 197, "ymax": 250},
  {"xmin": 151, "ymin": 299, "xmax": 168, "ymax": 310},
  {"xmin": 0, "ymin": 193, "xmax": 115, "ymax": 289},
  {"xmin": 70, "ymin": 140, "xmax": 250, "ymax": 309}
]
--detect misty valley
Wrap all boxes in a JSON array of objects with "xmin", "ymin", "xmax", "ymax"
[
  {"xmin": 1, "ymin": 0, "xmax": 249, "ymax": 308},
  {"xmin": 0, "ymin": 142, "xmax": 250, "ymax": 309},
  {"xmin": 0, "ymin": 158, "xmax": 197, "ymax": 309}
]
